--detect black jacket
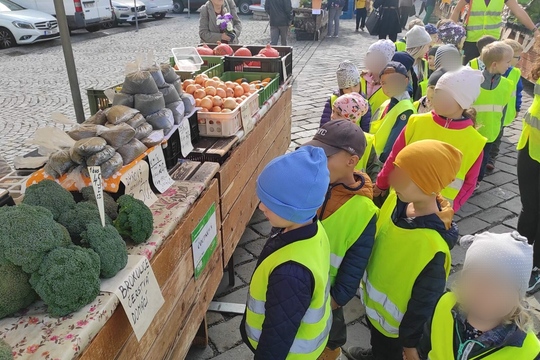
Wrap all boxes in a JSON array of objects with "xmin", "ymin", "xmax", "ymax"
[{"xmin": 265, "ymin": 0, "xmax": 292, "ymax": 27}]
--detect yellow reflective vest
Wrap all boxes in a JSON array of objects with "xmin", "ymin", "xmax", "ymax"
[
  {"xmin": 472, "ymin": 77, "xmax": 513, "ymax": 143},
  {"xmin": 404, "ymin": 113, "xmax": 486, "ymax": 201},
  {"xmin": 418, "ymin": 59, "xmax": 429, "ymax": 97},
  {"xmin": 465, "ymin": 0, "xmax": 504, "ymax": 42},
  {"xmin": 429, "ymin": 292, "xmax": 540, "ymax": 359},
  {"xmin": 518, "ymin": 79, "xmax": 540, "ymax": 162},
  {"xmin": 245, "ymin": 222, "xmax": 332, "ymax": 359},
  {"xmin": 355, "ymin": 133, "xmax": 375, "ymax": 173},
  {"xmin": 361, "ymin": 77, "xmax": 390, "ymax": 117},
  {"xmin": 503, "ymin": 67, "xmax": 521, "ymax": 127},
  {"xmin": 321, "ymin": 194, "xmax": 378, "ymax": 286},
  {"xmin": 468, "ymin": 58, "xmax": 481, "ymax": 70},
  {"xmin": 370, "ymin": 99, "xmax": 417, "ymax": 156},
  {"xmin": 362, "ymin": 192, "xmax": 451, "ymax": 338},
  {"xmin": 395, "ymin": 39, "xmax": 406, "ymax": 52}
]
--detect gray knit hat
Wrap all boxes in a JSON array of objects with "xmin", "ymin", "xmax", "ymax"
[
  {"xmin": 460, "ymin": 231, "xmax": 534, "ymax": 297},
  {"xmin": 336, "ymin": 61, "xmax": 360, "ymax": 89},
  {"xmin": 434, "ymin": 44, "xmax": 462, "ymax": 71}
]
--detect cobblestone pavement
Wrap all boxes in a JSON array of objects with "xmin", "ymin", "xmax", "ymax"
[{"xmin": 0, "ymin": 11, "xmax": 538, "ymax": 360}]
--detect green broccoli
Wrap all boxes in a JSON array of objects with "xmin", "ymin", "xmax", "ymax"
[
  {"xmin": 81, "ymin": 186, "xmax": 119, "ymax": 220},
  {"xmin": 22, "ymin": 180, "xmax": 76, "ymax": 220},
  {"xmin": 81, "ymin": 223, "xmax": 128, "ymax": 278},
  {"xmin": 0, "ymin": 339, "xmax": 13, "ymax": 360},
  {"xmin": 29, "ymin": 246, "xmax": 101, "ymax": 317},
  {"xmin": 57, "ymin": 202, "xmax": 112, "ymax": 243},
  {"xmin": 0, "ymin": 204, "xmax": 70, "ymax": 273},
  {"xmin": 114, "ymin": 195, "xmax": 154, "ymax": 244},
  {"xmin": 0, "ymin": 263, "xmax": 37, "ymax": 320}
]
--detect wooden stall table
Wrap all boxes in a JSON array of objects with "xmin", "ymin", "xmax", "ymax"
[{"xmin": 293, "ymin": 8, "xmax": 329, "ymax": 40}]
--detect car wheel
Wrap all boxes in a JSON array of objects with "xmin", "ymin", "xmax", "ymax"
[
  {"xmin": 102, "ymin": 20, "xmax": 115, "ymax": 29},
  {"xmin": 173, "ymin": 0, "xmax": 185, "ymax": 13},
  {"xmin": 0, "ymin": 27, "xmax": 16, "ymax": 49},
  {"xmin": 152, "ymin": 12, "xmax": 166, "ymax": 19},
  {"xmin": 86, "ymin": 25, "xmax": 102, "ymax": 32},
  {"xmin": 237, "ymin": 0, "xmax": 252, "ymax": 15}
]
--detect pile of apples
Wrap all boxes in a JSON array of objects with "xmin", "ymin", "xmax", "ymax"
[{"xmin": 182, "ymin": 73, "xmax": 257, "ymax": 113}]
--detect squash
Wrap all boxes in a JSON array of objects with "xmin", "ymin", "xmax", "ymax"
[{"xmin": 258, "ymin": 44, "xmax": 279, "ymax": 58}]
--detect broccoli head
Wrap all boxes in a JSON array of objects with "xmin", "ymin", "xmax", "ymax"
[
  {"xmin": 81, "ymin": 223, "xmax": 128, "ymax": 278},
  {"xmin": 0, "ymin": 263, "xmax": 37, "ymax": 320},
  {"xmin": 114, "ymin": 195, "xmax": 154, "ymax": 244},
  {"xmin": 57, "ymin": 202, "xmax": 112, "ymax": 243},
  {"xmin": 0, "ymin": 339, "xmax": 13, "ymax": 360},
  {"xmin": 81, "ymin": 186, "xmax": 119, "ymax": 220},
  {"xmin": 22, "ymin": 180, "xmax": 76, "ymax": 220},
  {"xmin": 0, "ymin": 204, "xmax": 70, "ymax": 273},
  {"xmin": 29, "ymin": 246, "xmax": 100, "ymax": 317}
]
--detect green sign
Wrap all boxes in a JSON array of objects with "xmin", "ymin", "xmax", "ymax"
[{"xmin": 191, "ymin": 203, "xmax": 218, "ymax": 279}]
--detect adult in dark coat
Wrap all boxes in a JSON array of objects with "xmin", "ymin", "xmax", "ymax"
[
  {"xmin": 265, "ymin": 0, "xmax": 292, "ymax": 45},
  {"xmin": 373, "ymin": 0, "xmax": 401, "ymax": 42}
]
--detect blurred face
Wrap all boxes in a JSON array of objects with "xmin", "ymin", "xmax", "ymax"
[
  {"xmin": 426, "ymin": 85, "xmax": 435, "ymax": 104},
  {"xmin": 342, "ymin": 83, "xmax": 361, "ymax": 94},
  {"xmin": 389, "ymin": 166, "xmax": 429, "ymax": 203},
  {"xmin": 381, "ymin": 73, "xmax": 409, "ymax": 98},
  {"xmin": 432, "ymin": 88, "xmax": 463, "ymax": 118},
  {"xmin": 259, "ymin": 202, "xmax": 294, "ymax": 228},
  {"xmin": 511, "ymin": 50, "xmax": 522, "ymax": 67},
  {"xmin": 458, "ymin": 269, "xmax": 519, "ymax": 324},
  {"xmin": 326, "ymin": 150, "xmax": 358, "ymax": 183},
  {"xmin": 211, "ymin": 0, "xmax": 225, "ymax": 6},
  {"xmin": 430, "ymin": 34, "xmax": 439, "ymax": 46},
  {"xmin": 491, "ymin": 52, "xmax": 513, "ymax": 74},
  {"xmin": 428, "ymin": 55, "xmax": 436, "ymax": 70},
  {"xmin": 365, "ymin": 52, "xmax": 387, "ymax": 75}
]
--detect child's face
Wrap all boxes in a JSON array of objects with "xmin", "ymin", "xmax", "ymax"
[
  {"xmin": 426, "ymin": 86, "xmax": 435, "ymax": 104},
  {"xmin": 430, "ymin": 34, "xmax": 439, "ymax": 46},
  {"xmin": 459, "ymin": 270, "xmax": 520, "ymax": 324},
  {"xmin": 365, "ymin": 52, "xmax": 386, "ymax": 75},
  {"xmin": 389, "ymin": 167, "xmax": 430, "ymax": 203},
  {"xmin": 432, "ymin": 88, "xmax": 462, "ymax": 118},
  {"xmin": 381, "ymin": 73, "xmax": 409, "ymax": 98},
  {"xmin": 342, "ymin": 83, "xmax": 361, "ymax": 94},
  {"xmin": 457, "ymin": 37, "xmax": 466, "ymax": 51},
  {"xmin": 259, "ymin": 202, "xmax": 294, "ymax": 228},
  {"xmin": 491, "ymin": 52, "xmax": 513, "ymax": 74},
  {"xmin": 326, "ymin": 150, "xmax": 358, "ymax": 184},
  {"xmin": 511, "ymin": 50, "xmax": 522, "ymax": 67},
  {"xmin": 428, "ymin": 55, "xmax": 436, "ymax": 70}
]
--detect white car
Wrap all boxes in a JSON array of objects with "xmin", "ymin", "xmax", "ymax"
[
  {"xmin": 141, "ymin": 0, "xmax": 171, "ymax": 19},
  {"xmin": 112, "ymin": 0, "xmax": 147, "ymax": 25},
  {"xmin": 0, "ymin": 0, "xmax": 59, "ymax": 49}
]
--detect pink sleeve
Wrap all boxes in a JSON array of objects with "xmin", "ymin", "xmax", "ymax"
[
  {"xmin": 375, "ymin": 127, "xmax": 407, "ymax": 190},
  {"xmin": 453, "ymin": 151, "xmax": 483, "ymax": 212}
]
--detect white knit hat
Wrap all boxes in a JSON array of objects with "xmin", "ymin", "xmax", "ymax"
[
  {"xmin": 460, "ymin": 231, "xmax": 534, "ymax": 297},
  {"xmin": 406, "ymin": 25, "xmax": 432, "ymax": 49},
  {"xmin": 367, "ymin": 40, "xmax": 396, "ymax": 64},
  {"xmin": 435, "ymin": 66, "xmax": 484, "ymax": 109},
  {"xmin": 336, "ymin": 61, "xmax": 360, "ymax": 89}
]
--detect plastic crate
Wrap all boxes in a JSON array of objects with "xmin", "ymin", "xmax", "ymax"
[
  {"xmin": 162, "ymin": 128, "xmax": 181, "ymax": 170},
  {"xmin": 197, "ymin": 91, "xmax": 259, "ymax": 137},
  {"xmin": 171, "ymin": 55, "xmax": 224, "ymax": 80},
  {"xmin": 86, "ymin": 83, "xmax": 122, "ymax": 115},
  {"xmin": 171, "ymin": 47, "xmax": 203, "ymax": 71},
  {"xmin": 219, "ymin": 72, "xmax": 279, "ymax": 107}
]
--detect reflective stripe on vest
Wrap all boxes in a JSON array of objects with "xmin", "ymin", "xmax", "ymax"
[
  {"xmin": 466, "ymin": 22, "xmax": 503, "ymax": 31},
  {"xmin": 524, "ymin": 112, "xmax": 540, "ymax": 130},
  {"xmin": 363, "ymin": 192, "xmax": 451, "ymax": 338},
  {"xmin": 404, "ymin": 113, "xmax": 486, "ymax": 201},
  {"xmin": 245, "ymin": 222, "xmax": 332, "ymax": 358},
  {"xmin": 465, "ymin": 0, "xmax": 504, "ymax": 42},
  {"xmin": 468, "ymin": 10, "xmax": 501, "ymax": 15},
  {"xmin": 503, "ymin": 67, "xmax": 521, "ymax": 126},
  {"xmin": 429, "ymin": 292, "xmax": 540, "ymax": 359},
  {"xmin": 355, "ymin": 133, "xmax": 375, "ymax": 172},
  {"xmin": 321, "ymin": 194, "xmax": 379, "ymax": 285},
  {"xmin": 473, "ymin": 77, "xmax": 513, "ymax": 142},
  {"xmin": 535, "ymin": 83, "xmax": 540, "ymax": 96},
  {"xmin": 371, "ymin": 99, "xmax": 416, "ymax": 155},
  {"xmin": 518, "ymin": 79, "xmax": 540, "ymax": 163}
]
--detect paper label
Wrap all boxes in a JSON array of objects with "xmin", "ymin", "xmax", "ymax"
[
  {"xmin": 191, "ymin": 203, "xmax": 218, "ymax": 279},
  {"xmin": 87, "ymin": 166, "xmax": 106, "ymax": 227},
  {"xmin": 179, "ymin": 117, "xmax": 194, "ymax": 157},
  {"xmin": 101, "ymin": 255, "xmax": 165, "ymax": 341},
  {"xmin": 147, "ymin": 147, "xmax": 174, "ymax": 193},
  {"xmin": 240, "ymin": 101, "xmax": 254, "ymax": 135},
  {"xmin": 120, "ymin": 161, "xmax": 158, "ymax": 207},
  {"xmin": 312, "ymin": 8, "xmax": 321, "ymax": 14}
]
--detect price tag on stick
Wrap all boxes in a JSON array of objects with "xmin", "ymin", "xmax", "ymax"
[
  {"xmin": 88, "ymin": 166, "xmax": 106, "ymax": 227},
  {"xmin": 178, "ymin": 117, "xmax": 194, "ymax": 157},
  {"xmin": 148, "ymin": 147, "xmax": 175, "ymax": 193},
  {"xmin": 241, "ymin": 101, "xmax": 254, "ymax": 135}
]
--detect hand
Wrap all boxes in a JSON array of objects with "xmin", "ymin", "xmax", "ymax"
[
  {"xmin": 373, "ymin": 184, "xmax": 387, "ymax": 198},
  {"xmin": 221, "ymin": 33, "xmax": 231, "ymax": 41},
  {"xmin": 534, "ymin": 29, "xmax": 540, "ymax": 40},
  {"xmin": 403, "ymin": 348, "xmax": 420, "ymax": 360},
  {"xmin": 331, "ymin": 297, "xmax": 340, "ymax": 310}
]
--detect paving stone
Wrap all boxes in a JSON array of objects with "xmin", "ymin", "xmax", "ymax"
[
  {"xmin": 499, "ymin": 196, "xmax": 523, "ymax": 215},
  {"xmin": 233, "ymin": 247, "xmax": 255, "ymax": 264},
  {"xmin": 456, "ymin": 202, "xmax": 481, "ymax": 217},
  {"xmin": 238, "ymin": 227, "xmax": 260, "ymax": 246},
  {"xmin": 483, "ymin": 171, "xmax": 516, "ymax": 186},
  {"xmin": 479, "ymin": 207, "xmax": 514, "ymax": 224},
  {"xmin": 450, "ymin": 244, "xmax": 467, "ymax": 266},
  {"xmin": 492, "ymin": 161, "xmax": 516, "ymax": 175},
  {"xmin": 343, "ymin": 295, "xmax": 366, "ymax": 324},
  {"xmin": 248, "ymin": 209, "xmax": 267, "ymax": 225},
  {"xmin": 295, "ymin": 137, "xmax": 313, "ymax": 145},
  {"xmin": 498, "ymin": 155, "xmax": 518, "ymax": 166},
  {"xmin": 207, "ymin": 311, "xmax": 225, "ymax": 326},
  {"xmin": 244, "ymin": 237, "xmax": 267, "ymax": 257},
  {"xmin": 216, "ymin": 286, "xmax": 249, "ymax": 305},
  {"xmin": 235, "ymin": 261, "xmax": 257, "ymax": 284},
  {"xmin": 457, "ymin": 217, "xmax": 490, "ymax": 236},
  {"xmin": 211, "ymin": 344, "xmax": 253, "ymax": 360},
  {"xmin": 215, "ymin": 273, "xmax": 244, "ymax": 297},
  {"xmin": 251, "ymin": 220, "xmax": 273, "ymax": 236},
  {"xmin": 467, "ymin": 192, "xmax": 505, "ymax": 209},
  {"xmin": 475, "ymin": 180, "xmax": 495, "ymax": 193},
  {"xmin": 208, "ymin": 316, "xmax": 244, "ymax": 353},
  {"xmin": 343, "ymin": 321, "xmax": 371, "ymax": 351},
  {"xmin": 485, "ymin": 187, "xmax": 518, "ymax": 200},
  {"xmin": 186, "ymin": 345, "xmax": 215, "ymax": 360},
  {"xmin": 501, "ymin": 182, "xmax": 521, "ymax": 195},
  {"xmin": 489, "ymin": 224, "xmax": 515, "ymax": 234},
  {"xmin": 503, "ymin": 216, "xmax": 519, "ymax": 229},
  {"xmin": 302, "ymin": 123, "xmax": 320, "ymax": 130}
]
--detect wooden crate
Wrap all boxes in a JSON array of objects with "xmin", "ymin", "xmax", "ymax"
[
  {"xmin": 79, "ymin": 179, "xmax": 222, "ymax": 360},
  {"xmin": 219, "ymin": 87, "xmax": 293, "ymax": 265}
]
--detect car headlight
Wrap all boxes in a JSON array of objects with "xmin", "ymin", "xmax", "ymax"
[
  {"xmin": 12, "ymin": 21, "xmax": 35, "ymax": 29},
  {"xmin": 114, "ymin": 6, "xmax": 129, "ymax": 10}
]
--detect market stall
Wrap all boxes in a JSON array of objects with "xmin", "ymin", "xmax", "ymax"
[
  {"xmin": 0, "ymin": 44, "xmax": 292, "ymax": 360},
  {"xmin": 293, "ymin": 7, "xmax": 329, "ymax": 40}
]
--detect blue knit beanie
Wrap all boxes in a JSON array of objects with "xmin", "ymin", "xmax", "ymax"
[{"xmin": 256, "ymin": 146, "xmax": 329, "ymax": 224}]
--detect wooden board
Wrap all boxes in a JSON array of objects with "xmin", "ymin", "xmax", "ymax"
[{"xmin": 79, "ymin": 179, "xmax": 221, "ymax": 360}]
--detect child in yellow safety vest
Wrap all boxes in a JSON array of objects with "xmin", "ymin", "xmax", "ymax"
[
  {"xmin": 466, "ymin": 35, "xmax": 497, "ymax": 71},
  {"xmin": 375, "ymin": 67, "xmax": 485, "ymax": 212},
  {"xmin": 361, "ymin": 40, "xmax": 396, "ymax": 115},
  {"xmin": 417, "ymin": 232, "xmax": 540, "ymax": 359},
  {"xmin": 472, "ymin": 41, "xmax": 514, "ymax": 183},
  {"xmin": 241, "ymin": 147, "xmax": 332, "ymax": 359},
  {"xmin": 413, "ymin": 68, "xmax": 446, "ymax": 113},
  {"xmin": 345, "ymin": 140, "xmax": 462, "ymax": 360},
  {"xmin": 406, "ymin": 25, "xmax": 432, "ymax": 100},
  {"xmin": 302, "ymin": 120, "xmax": 378, "ymax": 360},
  {"xmin": 331, "ymin": 93, "xmax": 383, "ymax": 183},
  {"xmin": 487, "ymin": 39, "xmax": 524, "ymax": 172}
]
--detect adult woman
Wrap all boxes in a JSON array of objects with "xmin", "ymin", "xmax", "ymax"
[
  {"xmin": 450, "ymin": 0, "xmax": 539, "ymax": 64},
  {"xmin": 373, "ymin": 0, "xmax": 401, "ymax": 42},
  {"xmin": 199, "ymin": 0, "xmax": 242, "ymax": 44}
]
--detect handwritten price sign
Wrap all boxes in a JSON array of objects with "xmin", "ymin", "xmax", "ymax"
[
  {"xmin": 87, "ymin": 166, "xmax": 106, "ymax": 227},
  {"xmin": 120, "ymin": 161, "xmax": 158, "ymax": 207},
  {"xmin": 148, "ymin": 147, "xmax": 174, "ymax": 193}
]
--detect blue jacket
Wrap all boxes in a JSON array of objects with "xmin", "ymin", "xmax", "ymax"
[
  {"xmin": 320, "ymin": 91, "xmax": 372, "ymax": 132},
  {"xmin": 240, "ymin": 221, "xmax": 320, "ymax": 360},
  {"xmin": 504, "ymin": 66, "xmax": 523, "ymax": 113}
]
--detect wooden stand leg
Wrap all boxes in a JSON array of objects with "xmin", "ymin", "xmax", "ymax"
[
  {"xmin": 228, "ymin": 256, "xmax": 235, "ymax": 287},
  {"xmin": 192, "ymin": 316, "xmax": 209, "ymax": 348}
]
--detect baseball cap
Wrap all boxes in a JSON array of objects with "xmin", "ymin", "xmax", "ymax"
[
  {"xmin": 302, "ymin": 120, "xmax": 367, "ymax": 158},
  {"xmin": 380, "ymin": 61, "xmax": 409, "ymax": 78}
]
